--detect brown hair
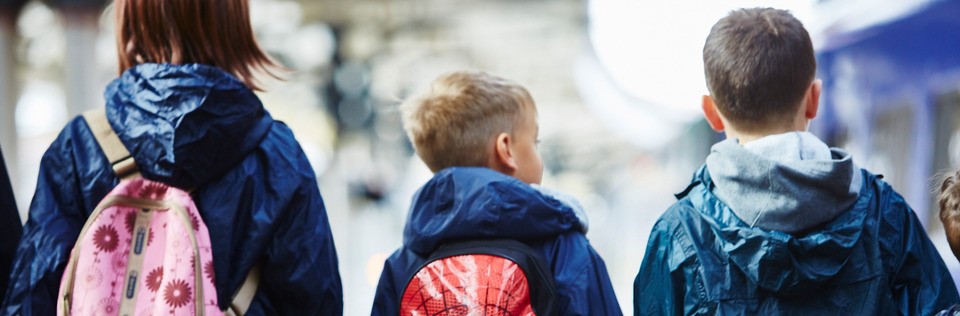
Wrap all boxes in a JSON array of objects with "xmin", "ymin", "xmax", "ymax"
[
  {"xmin": 115, "ymin": 0, "xmax": 279, "ymax": 90},
  {"xmin": 703, "ymin": 8, "xmax": 816, "ymax": 132},
  {"xmin": 400, "ymin": 71, "xmax": 533, "ymax": 173},
  {"xmin": 939, "ymin": 170, "xmax": 960, "ymax": 262}
]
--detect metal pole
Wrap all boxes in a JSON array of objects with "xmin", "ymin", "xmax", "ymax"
[{"xmin": 60, "ymin": 9, "xmax": 100, "ymax": 116}]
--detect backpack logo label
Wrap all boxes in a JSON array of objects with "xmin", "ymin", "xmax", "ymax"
[
  {"xmin": 125, "ymin": 271, "xmax": 138, "ymax": 299},
  {"xmin": 134, "ymin": 227, "xmax": 146, "ymax": 254}
]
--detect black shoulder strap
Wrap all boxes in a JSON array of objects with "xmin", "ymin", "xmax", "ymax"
[
  {"xmin": 676, "ymin": 166, "xmax": 713, "ymax": 200},
  {"xmin": 425, "ymin": 239, "xmax": 558, "ymax": 315}
]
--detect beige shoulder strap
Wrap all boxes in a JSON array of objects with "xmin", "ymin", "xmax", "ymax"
[
  {"xmin": 82, "ymin": 109, "xmax": 139, "ymax": 179},
  {"xmin": 227, "ymin": 264, "xmax": 261, "ymax": 316}
]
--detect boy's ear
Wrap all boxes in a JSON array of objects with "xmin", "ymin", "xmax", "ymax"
[
  {"xmin": 701, "ymin": 95, "xmax": 725, "ymax": 132},
  {"xmin": 804, "ymin": 79, "xmax": 822, "ymax": 119},
  {"xmin": 494, "ymin": 133, "xmax": 518, "ymax": 173}
]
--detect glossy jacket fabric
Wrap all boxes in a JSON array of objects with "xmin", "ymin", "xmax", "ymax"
[
  {"xmin": 2, "ymin": 63, "xmax": 343, "ymax": 315},
  {"xmin": 634, "ymin": 167, "xmax": 960, "ymax": 315},
  {"xmin": 371, "ymin": 167, "xmax": 622, "ymax": 315},
  {"xmin": 0, "ymin": 145, "xmax": 20, "ymax": 298}
]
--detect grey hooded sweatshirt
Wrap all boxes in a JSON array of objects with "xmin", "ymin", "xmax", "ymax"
[{"xmin": 705, "ymin": 131, "xmax": 861, "ymax": 233}]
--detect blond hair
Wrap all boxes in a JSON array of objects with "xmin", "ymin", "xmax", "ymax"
[{"xmin": 400, "ymin": 71, "xmax": 533, "ymax": 172}]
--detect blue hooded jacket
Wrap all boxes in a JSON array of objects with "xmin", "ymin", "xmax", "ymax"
[
  {"xmin": 2, "ymin": 64, "xmax": 343, "ymax": 315},
  {"xmin": 635, "ymin": 135, "xmax": 959, "ymax": 315},
  {"xmin": 371, "ymin": 167, "xmax": 622, "ymax": 315},
  {"xmin": 0, "ymin": 145, "xmax": 20, "ymax": 299}
]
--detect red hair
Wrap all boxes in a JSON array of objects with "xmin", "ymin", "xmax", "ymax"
[{"xmin": 115, "ymin": 0, "xmax": 279, "ymax": 90}]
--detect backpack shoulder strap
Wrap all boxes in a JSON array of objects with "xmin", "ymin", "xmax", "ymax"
[{"xmin": 82, "ymin": 109, "xmax": 139, "ymax": 179}]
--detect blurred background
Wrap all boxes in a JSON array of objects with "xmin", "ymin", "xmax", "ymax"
[{"xmin": 1, "ymin": 0, "xmax": 959, "ymax": 313}]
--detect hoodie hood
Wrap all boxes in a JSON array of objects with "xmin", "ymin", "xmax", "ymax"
[
  {"xmin": 104, "ymin": 63, "xmax": 273, "ymax": 189},
  {"xmin": 403, "ymin": 167, "xmax": 586, "ymax": 255},
  {"xmin": 705, "ymin": 132, "xmax": 861, "ymax": 233},
  {"xmin": 692, "ymin": 132, "xmax": 869, "ymax": 294}
]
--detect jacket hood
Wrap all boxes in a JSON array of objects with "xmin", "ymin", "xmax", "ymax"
[
  {"xmin": 687, "ymin": 166, "xmax": 870, "ymax": 295},
  {"xmin": 705, "ymin": 132, "xmax": 861, "ymax": 233},
  {"xmin": 403, "ymin": 167, "xmax": 586, "ymax": 255},
  {"xmin": 104, "ymin": 63, "xmax": 273, "ymax": 189}
]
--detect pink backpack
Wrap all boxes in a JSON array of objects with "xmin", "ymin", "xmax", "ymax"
[{"xmin": 57, "ymin": 110, "xmax": 258, "ymax": 316}]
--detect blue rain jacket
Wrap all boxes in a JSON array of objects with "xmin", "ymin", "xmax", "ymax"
[
  {"xmin": 634, "ymin": 167, "xmax": 960, "ymax": 315},
  {"xmin": 0, "ymin": 145, "xmax": 20, "ymax": 298},
  {"xmin": 371, "ymin": 167, "xmax": 622, "ymax": 315},
  {"xmin": 2, "ymin": 63, "xmax": 343, "ymax": 315}
]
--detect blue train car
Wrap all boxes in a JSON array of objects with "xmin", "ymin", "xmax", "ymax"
[
  {"xmin": 815, "ymin": 0, "xmax": 960, "ymax": 222},
  {"xmin": 814, "ymin": 0, "xmax": 960, "ymax": 284}
]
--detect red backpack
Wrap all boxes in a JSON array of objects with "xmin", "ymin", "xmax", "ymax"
[{"xmin": 399, "ymin": 239, "xmax": 558, "ymax": 315}]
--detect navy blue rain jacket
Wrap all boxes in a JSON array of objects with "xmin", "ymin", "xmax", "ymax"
[
  {"xmin": 2, "ymin": 63, "xmax": 343, "ymax": 315},
  {"xmin": 371, "ymin": 167, "xmax": 622, "ymax": 315},
  {"xmin": 634, "ymin": 167, "xmax": 959, "ymax": 315},
  {"xmin": 0, "ymin": 145, "xmax": 20, "ymax": 298}
]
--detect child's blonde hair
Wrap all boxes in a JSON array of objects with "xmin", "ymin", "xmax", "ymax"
[{"xmin": 400, "ymin": 71, "xmax": 533, "ymax": 172}]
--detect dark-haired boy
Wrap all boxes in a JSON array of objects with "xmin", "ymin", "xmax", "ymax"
[{"xmin": 634, "ymin": 7, "xmax": 959, "ymax": 315}]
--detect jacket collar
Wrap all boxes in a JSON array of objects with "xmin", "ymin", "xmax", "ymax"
[{"xmin": 402, "ymin": 167, "xmax": 585, "ymax": 255}]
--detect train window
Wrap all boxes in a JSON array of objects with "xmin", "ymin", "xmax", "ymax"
[
  {"xmin": 934, "ymin": 91, "xmax": 960, "ymax": 173},
  {"xmin": 869, "ymin": 105, "xmax": 914, "ymax": 195},
  {"xmin": 932, "ymin": 90, "xmax": 960, "ymax": 223}
]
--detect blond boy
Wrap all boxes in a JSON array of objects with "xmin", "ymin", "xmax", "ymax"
[{"xmin": 371, "ymin": 71, "xmax": 621, "ymax": 315}]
